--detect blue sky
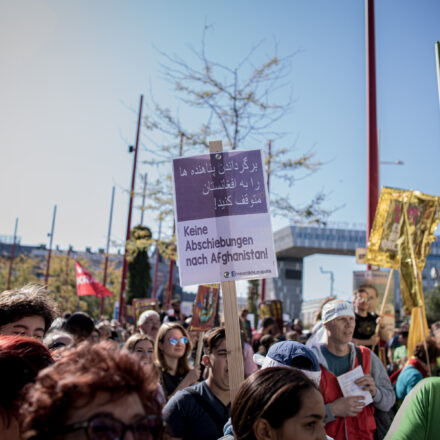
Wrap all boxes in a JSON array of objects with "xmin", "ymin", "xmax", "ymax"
[{"xmin": 1, "ymin": 1, "xmax": 439, "ymax": 302}]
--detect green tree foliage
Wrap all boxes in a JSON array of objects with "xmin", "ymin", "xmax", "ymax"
[
  {"xmin": 0, "ymin": 252, "xmax": 120, "ymax": 320},
  {"xmin": 424, "ymin": 289, "xmax": 440, "ymax": 324},
  {"xmin": 126, "ymin": 225, "xmax": 153, "ymax": 304},
  {"xmin": 0, "ymin": 254, "xmax": 41, "ymax": 290}
]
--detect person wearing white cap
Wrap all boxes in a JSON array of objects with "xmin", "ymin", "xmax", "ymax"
[
  {"xmin": 138, "ymin": 310, "xmax": 161, "ymax": 341},
  {"xmin": 310, "ymin": 299, "xmax": 395, "ymax": 440}
]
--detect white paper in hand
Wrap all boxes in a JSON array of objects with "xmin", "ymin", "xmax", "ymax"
[{"xmin": 336, "ymin": 365, "xmax": 373, "ymax": 406}]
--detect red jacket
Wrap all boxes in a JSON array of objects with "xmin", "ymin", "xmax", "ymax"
[{"xmin": 319, "ymin": 346, "xmax": 376, "ymax": 440}]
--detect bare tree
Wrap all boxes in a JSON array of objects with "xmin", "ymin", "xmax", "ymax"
[{"xmin": 143, "ymin": 29, "xmax": 333, "ymax": 230}]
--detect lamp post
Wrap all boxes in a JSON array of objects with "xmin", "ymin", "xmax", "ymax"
[
  {"xmin": 119, "ymin": 95, "xmax": 143, "ymax": 323},
  {"xmin": 366, "ymin": 0, "xmax": 379, "ymax": 246},
  {"xmin": 6, "ymin": 218, "xmax": 18, "ymax": 290},
  {"xmin": 101, "ymin": 186, "xmax": 115, "ymax": 318},
  {"xmin": 45, "ymin": 205, "xmax": 57, "ymax": 286}
]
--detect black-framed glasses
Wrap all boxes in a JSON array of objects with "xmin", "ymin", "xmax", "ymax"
[{"xmin": 51, "ymin": 412, "xmax": 164, "ymax": 440}]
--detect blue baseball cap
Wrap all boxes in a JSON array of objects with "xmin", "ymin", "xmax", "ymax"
[
  {"xmin": 261, "ymin": 340, "xmax": 320, "ymax": 371},
  {"xmin": 253, "ymin": 340, "xmax": 322, "ymax": 386}
]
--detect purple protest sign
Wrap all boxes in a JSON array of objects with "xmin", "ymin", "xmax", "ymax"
[{"xmin": 172, "ymin": 150, "xmax": 268, "ymax": 222}]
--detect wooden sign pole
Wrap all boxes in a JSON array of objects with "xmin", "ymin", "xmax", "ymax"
[
  {"xmin": 195, "ymin": 331, "xmax": 205, "ymax": 367},
  {"xmin": 372, "ymin": 268, "xmax": 394, "ymax": 355},
  {"xmin": 209, "ymin": 140, "xmax": 245, "ymax": 403},
  {"xmin": 403, "ymin": 200, "xmax": 431, "ymax": 376}
]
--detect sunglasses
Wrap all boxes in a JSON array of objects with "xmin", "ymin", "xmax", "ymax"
[
  {"xmin": 169, "ymin": 336, "xmax": 188, "ymax": 346},
  {"xmin": 48, "ymin": 412, "xmax": 164, "ymax": 440}
]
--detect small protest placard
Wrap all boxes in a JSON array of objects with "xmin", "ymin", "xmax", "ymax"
[
  {"xmin": 190, "ymin": 284, "xmax": 220, "ymax": 332},
  {"xmin": 260, "ymin": 300, "xmax": 283, "ymax": 333},
  {"xmin": 353, "ymin": 270, "xmax": 395, "ymax": 342},
  {"xmin": 132, "ymin": 298, "xmax": 157, "ymax": 328},
  {"xmin": 337, "ymin": 365, "xmax": 373, "ymax": 406},
  {"xmin": 172, "ymin": 149, "xmax": 278, "ymax": 286}
]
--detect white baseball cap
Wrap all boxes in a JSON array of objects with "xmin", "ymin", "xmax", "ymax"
[{"xmin": 321, "ymin": 300, "xmax": 355, "ymax": 324}]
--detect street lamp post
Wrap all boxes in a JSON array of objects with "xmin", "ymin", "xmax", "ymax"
[
  {"xmin": 6, "ymin": 218, "xmax": 19, "ymax": 290},
  {"xmin": 45, "ymin": 205, "xmax": 57, "ymax": 286},
  {"xmin": 119, "ymin": 95, "xmax": 143, "ymax": 323}
]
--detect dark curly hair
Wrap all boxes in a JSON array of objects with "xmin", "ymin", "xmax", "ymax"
[
  {"xmin": 20, "ymin": 340, "xmax": 163, "ymax": 439},
  {"xmin": 0, "ymin": 284, "xmax": 58, "ymax": 332},
  {"xmin": 413, "ymin": 338, "xmax": 440, "ymax": 364}
]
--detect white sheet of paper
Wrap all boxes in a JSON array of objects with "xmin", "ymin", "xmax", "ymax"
[{"xmin": 336, "ymin": 365, "xmax": 373, "ymax": 406}]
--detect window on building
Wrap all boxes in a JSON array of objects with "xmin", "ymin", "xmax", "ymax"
[{"xmin": 285, "ymin": 269, "xmax": 302, "ymax": 280}]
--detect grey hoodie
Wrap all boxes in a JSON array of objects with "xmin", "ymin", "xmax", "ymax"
[{"xmin": 310, "ymin": 342, "xmax": 395, "ymax": 424}]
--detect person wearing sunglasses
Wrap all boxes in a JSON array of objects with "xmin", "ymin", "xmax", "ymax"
[
  {"xmin": 156, "ymin": 322, "xmax": 200, "ymax": 400},
  {"xmin": 163, "ymin": 327, "xmax": 230, "ymax": 440},
  {"xmin": 20, "ymin": 340, "xmax": 165, "ymax": 439},
  {"xmin": 352, "ymin": 288, "xmax": 380, "ymax": 351}
]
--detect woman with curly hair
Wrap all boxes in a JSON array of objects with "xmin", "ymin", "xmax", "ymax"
[
  {"xmin": 20, "ymin": 340, "xmax": 165, "ymax": 439},
  {"xmin": 155, "ymin": 322, "xmax": 200, "ymax": 400}
]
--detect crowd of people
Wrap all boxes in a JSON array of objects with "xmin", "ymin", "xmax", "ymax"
[{"xmin": 1, "ymin": 283, "xmax": 440, "ymax": 439}]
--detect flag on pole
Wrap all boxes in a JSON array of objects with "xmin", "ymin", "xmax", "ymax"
[
  {"xmin": 366, "ymin": 188, "xmax": 440, "ymax": 357},
  {"xmin": 75, "ymin": 261, "xmax": 113, "ymax": 298},
  {"xmin": 397, "ymin": 191, "xmax": 440, "ymax": 314}
]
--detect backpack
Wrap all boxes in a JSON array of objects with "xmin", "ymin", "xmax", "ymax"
[
  {"xmin": 389, "ymin": 366, "xmax": 403, "ymax": 386},
  {"xmin": 355, "ymin": 346, "xmax": 395, "ymax": 440},
  {"xmin": 186, "ymin": 388, "xmax": 228, "ymax": 435}
]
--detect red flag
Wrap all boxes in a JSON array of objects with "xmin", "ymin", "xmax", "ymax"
[{"xmin": 75, "ymin": 261, "xmax": 113, "ymax": 298}]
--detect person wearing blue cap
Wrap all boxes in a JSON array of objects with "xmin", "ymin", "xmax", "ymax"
[
  {"xmin": 254, "ymin": 340, "xmax": 322, "ymax": 386},
  {"xmin": 220, "ymin": 341, "xmax": 331, "ymax": 440},
  {"xmin": 310, "ymin": 300, "xmax": 395, "ymax": 440}
]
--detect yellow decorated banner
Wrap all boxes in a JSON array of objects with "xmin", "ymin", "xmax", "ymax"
[
  {"xmin": 366, "ymin": 187, "xmax": 440, "ymax": 271},
  {"xmin": 407, "ymin": 295, "xmax": 429, "ymax": 357},
  {"xmin": 367, "ymin": 187, "xmax": 440, "ymax": 316}
]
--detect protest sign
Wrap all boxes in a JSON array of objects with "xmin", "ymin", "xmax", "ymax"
[
  {"xmin": 132, "ymin": 298, "xmax": 157, "ymax": 328},
  {"xmin": 365, "ymin": 187, "xmax": 440, "ymax": 366},
  {"xmin": 190, "ymin": 284, "xmax": 220, "ymax": 332},
  {"xmin": 337, "ymin": 366, "xmax": 373, "ymax": 406},
  {"xmin": 260, "ymin": 299, "xmax": 283, "ymax": 333},
  {"xmin": 172, "ymin": 149, "xmax": 278, "ymax": 286},
  {"xmin": 366, "ymin": 187, "xmax": 439, "ymax": 271},
  {"xmin": 125, "ymin": 305, "xmax": 134, "ymax": 325}
]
